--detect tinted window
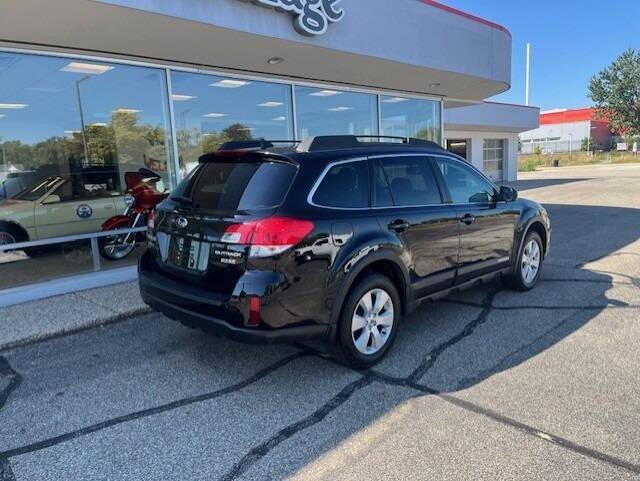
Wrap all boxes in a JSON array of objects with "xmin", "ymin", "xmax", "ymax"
[
  {"xmin": 375, "ymin": 157, "xmax": 442, "ymax": 206},
  {"xmin": 181, "ymin": 160, "xmax": 296, "ymax": 211},
  {"xmin": 436, "ymin": 158, "xmax": 496, "ymax": 204},
  {"xmin": 313, "ymin": 161, "xmax": 369, "ymax": 208}
]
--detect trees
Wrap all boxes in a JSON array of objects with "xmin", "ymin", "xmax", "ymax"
[{"xmin": 588, "ymin": 49, "xmax": 640, "ymax": 136}]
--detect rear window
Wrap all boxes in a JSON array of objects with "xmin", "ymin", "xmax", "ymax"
[
  {"xmin": 177, "ymin": 160, "xmax": 296, "ymax": 211},
  {"xmin": 312, "ymin": 161, "xmax": 369, "ymax": 208}
]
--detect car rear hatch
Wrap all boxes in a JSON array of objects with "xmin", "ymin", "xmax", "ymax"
[{"xmin": 152, "ymin": 151, "xmax": 301, "ymax": 295}]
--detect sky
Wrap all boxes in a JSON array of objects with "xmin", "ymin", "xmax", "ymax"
[{"xmin": 442, "ymin": 0, "xmax": 640, "ymax": 111}]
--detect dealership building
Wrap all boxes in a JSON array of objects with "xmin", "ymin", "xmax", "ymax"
[{"xmin": 0, "ymin": 0, "xmax": 538, "ymax": 302}]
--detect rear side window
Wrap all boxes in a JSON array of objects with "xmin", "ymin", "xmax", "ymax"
[
  {"xmin": 179, "ymin": 160, "xmax": 296, "ymax": 211},
  {"xmin": 313, "ymin": 160, "xmax": 370, "ymax": 208},
  {"xmin": 375, "ymin": 156, "xmax": 442, "ymax": 206}
]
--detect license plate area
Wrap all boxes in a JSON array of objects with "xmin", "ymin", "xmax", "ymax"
[{"xmin": 168, "ymin": 235, "xmax": 211, "ymax": 272}]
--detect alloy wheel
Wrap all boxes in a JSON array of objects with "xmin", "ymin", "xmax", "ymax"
[
  {"xmin": 521, "ymin": 239, "xmax": 541, "ymax": 284},
  {"xmin": 0, "ymin": 231, "xmax": 17, "ymax": 246},
  {"xmin": 351, "ymin": 288, "xmax": 395, "ymax": 355}
]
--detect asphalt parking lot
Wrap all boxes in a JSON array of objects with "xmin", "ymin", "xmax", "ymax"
[{"xmin": 1, "ymin": 163, "xmax": 640, "ymax": 480}]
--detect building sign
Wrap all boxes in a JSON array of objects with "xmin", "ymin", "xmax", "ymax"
[{"xmin": 241, "ymin": 0, "xmax": 344, "ymax": 36}]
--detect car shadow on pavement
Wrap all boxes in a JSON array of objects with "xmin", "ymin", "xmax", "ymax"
[
  {"xmin": 1, "ymin": 204, "xmax": 639, "ymax": 480},
  {"xmin": 502, "ymin": 178, "xmax": 591, "ymax": 190}
]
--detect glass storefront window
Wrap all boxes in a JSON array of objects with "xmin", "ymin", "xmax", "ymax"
[
  {"xmin": 0, "ymin": 51, "xmax": 174, "ymax": 286},
  {"xmin": 295, "ymin": 86, "xmax": 378, "ymax": 138},
  {"xmin": 170, "ymin": 72, "xmax": 294, "ymax": 174},
  {"xmin": 380, "ymin": 96, "xmax": 441, "ymax": 144}
]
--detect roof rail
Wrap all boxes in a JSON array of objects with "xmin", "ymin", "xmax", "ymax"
[
  {"xmin": 217, "ymin": 139, "xmax": 301, "ymax": 152},
  {"xmin": 296, "ymin": 135, "xmax": 442, "ymax": 153}
]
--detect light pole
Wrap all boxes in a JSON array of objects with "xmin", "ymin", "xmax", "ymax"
[
  {"xmin": 525, "ymin": 43, "xmax": 531, "ymax": 106},
  {"xmin": 569, "ymin": 133, "xmax": 573, "ymax": 157},
  {"xmin": 587, "ymin": 125, "xmax": 597, "ymax": 154},
  {"xmin": 75, "ymin": 75, "xmax": 91, "ymax": 165}
]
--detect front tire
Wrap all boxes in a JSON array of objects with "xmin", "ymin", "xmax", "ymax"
[
  {"xmin": 337, "ymin": 274, "xmax": 400, "ymax": 369},
  {"xmin": 504, "ymin": 231, "xmax": 544, "ymax": 291}
]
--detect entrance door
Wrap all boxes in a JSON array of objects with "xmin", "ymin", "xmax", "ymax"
[
  {"xmin": 446, "ymin": 139, "xmax": 469, "ymax": 160},
  {"xmin": 483, "ymin": 139, "xmax": 505, "ymax": 182}
]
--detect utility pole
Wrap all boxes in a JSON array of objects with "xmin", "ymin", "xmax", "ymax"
[{"xmin": 525, "ymin": 43, "xmax": 531, "ymax": 106}]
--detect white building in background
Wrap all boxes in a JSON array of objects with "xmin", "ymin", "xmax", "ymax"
[
  {"xmin": 520, "ymin": 108, "xmax": 613, "ymax": 153},
  {"xmin": 445, "ymin": 102, "xmax": 540, "ymax": 182}
]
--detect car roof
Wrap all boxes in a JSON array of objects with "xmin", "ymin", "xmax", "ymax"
[{"xmin": 201, "ymin": 135, "xmax": 454, "ymax": 165}]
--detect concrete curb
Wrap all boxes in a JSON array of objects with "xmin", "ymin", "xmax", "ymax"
[
  {"xmin": 0, "ymin": 307, "xmax": 153, "ymax": 353},
  {"xmin": 0, "ymin": 281, "xmax": 151, "ymax": 352}
]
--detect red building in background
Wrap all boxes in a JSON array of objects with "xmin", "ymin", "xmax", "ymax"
[{"xmin": 520, "ymin": 107, "xmax": 613, "ymax": 153}]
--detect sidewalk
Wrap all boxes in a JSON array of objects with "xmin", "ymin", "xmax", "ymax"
[{"xmin": 0, "ymin": 281, "xmax": 150, "ymax": 351}]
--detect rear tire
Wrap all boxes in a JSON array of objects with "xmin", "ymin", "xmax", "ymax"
[
  {"xmin": 337, "ymin": 274, "xmax": 400, "ymax": 369},
  {"xmin": 99, "ymin": 230, "xmax": 137, "ymax": 261},
  {"xmin": 504, "ymin": 231, "xmax": 544, "ymax": 291},
  {"xmin": 0, "ymin": 225, "xmax": 20, "ymax": 246}
]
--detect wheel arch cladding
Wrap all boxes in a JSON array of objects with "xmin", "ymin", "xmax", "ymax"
[{"xmin": 335, "ymin": 257, "xmax": 409, "ymax": 325}]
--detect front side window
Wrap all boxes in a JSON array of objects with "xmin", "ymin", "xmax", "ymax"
[
  {"xmin": 436, "ymin": 158, "xmax": 496, "ymax": 204},
  {"xmin": 313, "ymin": 161, "xmax": 369, "ymax": 209},
  {"xmin": 374, "ymin": 156, "xmax": 442, "ymax": 207}
]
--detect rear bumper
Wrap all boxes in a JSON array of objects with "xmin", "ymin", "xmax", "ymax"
[{"xmin": 138, "ymin": 257, "xmax": 330, "ymax": 345}]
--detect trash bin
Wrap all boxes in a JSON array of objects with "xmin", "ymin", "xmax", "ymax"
[{"xmin": 553, "ymin": 159, "xmax": 560, "ymax": 167}]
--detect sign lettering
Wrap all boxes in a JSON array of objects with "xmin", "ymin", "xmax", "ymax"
[{"xmin": 240, "ymin": 0, "xmax": 345, "ymax": 36}]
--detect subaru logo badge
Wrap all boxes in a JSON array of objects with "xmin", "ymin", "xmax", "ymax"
[{"xmin": 176, "ymin": 217, "xmax": 189, "ymax": 229}]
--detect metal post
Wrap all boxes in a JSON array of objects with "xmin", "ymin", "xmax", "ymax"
[
  {"xmin": 525, "ymin": 43, "xmax": 531, "ymax": 106},
  {"xmin": 90, "ymin": 236, "xmax": 101, "ymax": 272},
  {"xmin": 165, "ymin": 68, "xmax": 182, "ymax": 187},
  {"xmin": 76, "ymin": 75, "xmax": 91, "ymax": 164}
]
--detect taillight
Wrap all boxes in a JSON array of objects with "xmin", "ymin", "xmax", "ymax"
[{"xmin": 222, "ymin": 217, "xmax": 314, "ymax": 258}]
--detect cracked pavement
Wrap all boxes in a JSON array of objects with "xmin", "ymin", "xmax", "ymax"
[{"xmin": 2, "ymin": 164, "xmax": 640, "ymax": 480}]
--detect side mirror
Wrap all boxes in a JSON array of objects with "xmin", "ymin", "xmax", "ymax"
[
  {"xmin": 499, "ymin": 186, "xmax": 518, "ymax": 202},
  {"xmin": 42, "ymin": 194, "xmax": 61, "ymax": 205}
]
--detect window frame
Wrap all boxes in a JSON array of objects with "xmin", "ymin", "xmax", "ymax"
[
  {"xmin": 307, "ymin": 157, "xmax": 372, "ymax": 210},
  {"xmin": 308, "ymin": 153, "xmax": 473, "ymax": 211},
  {"xmin": 371, "ymin": 155, "xmax": 445, "ymax": 208}
]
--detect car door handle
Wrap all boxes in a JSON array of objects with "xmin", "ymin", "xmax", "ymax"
[
  {"xmin": 388, "ymin": 220, "xmax": 410, "ymax": 233},
  {"xmin": 460, "ymin": 214, "xmax": 476, "ymax": 225}
]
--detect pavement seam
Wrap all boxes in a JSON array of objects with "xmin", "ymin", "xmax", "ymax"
[
  {"xmin": 219, "ymin": 376, "xmax": 373, "ymax": 481},
  {"xmin": 426, "ymin": 389, "xmax": 640, "ymax": 476},
  {"xmin": 0, "ymin": 457, "xmax": 16, "ymax": 481},
  {"xmin": 72, "ymin": 291, "xmax": 121, "ymax": 315},
  {"xmin": 0, "ymin": 357, "xmax": 22, "ymax": 412},
  {"xmin": 0, "ymin": 352, "xmax": 309, "ymax": 459},
  {"xmin": 408, "ymin": 289, "xmax": 498, "ymax": 384}
]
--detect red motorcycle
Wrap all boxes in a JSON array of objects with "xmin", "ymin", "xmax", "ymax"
[{"xmin": 99, "ymin": 169, "xmax": 169, "ymax": 261}]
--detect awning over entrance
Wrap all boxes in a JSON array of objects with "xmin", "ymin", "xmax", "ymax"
[{"xmin": 1, "ymin": 0, "xmax": 511, "ymax": 101}]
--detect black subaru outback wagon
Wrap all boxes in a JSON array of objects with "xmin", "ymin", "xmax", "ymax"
[{"xmin": 139, "ymin": 136, "xmax": 551, "ymax": 367}]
